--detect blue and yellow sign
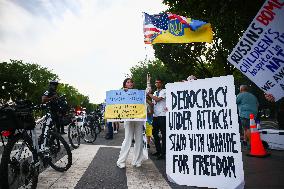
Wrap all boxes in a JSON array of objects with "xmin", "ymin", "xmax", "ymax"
[{"xmin": 105, "ymin": 89, "xmax": 146, "ymax": 121}]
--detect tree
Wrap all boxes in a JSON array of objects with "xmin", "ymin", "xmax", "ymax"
[
  {"xmin": 129, "ymin": 59, "xmax": 180, "ymax": 90},
  {"xmin": 153, "ymin": 0, "xmax": 265, "ymax": 79},
  {"xmin": 0, "ymin": 60, "xmax": 97, "ymax": 112},
  {"xmin": 0, "ymin": 60, "xmax": 58, "ymax": 103},
  {"xmin": 150, "ymin": 0, "xmax": 273, "ymax": 111}
]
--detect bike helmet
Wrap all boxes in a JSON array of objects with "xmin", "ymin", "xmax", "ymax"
[{"xmin": 49, "ymin": 80, "xmax": 59, "ymax": 85}]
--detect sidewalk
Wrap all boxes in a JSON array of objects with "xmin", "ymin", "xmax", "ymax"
[{"xmin": 37, "ymin": 125, "xmax": 284, "ymax": 188}]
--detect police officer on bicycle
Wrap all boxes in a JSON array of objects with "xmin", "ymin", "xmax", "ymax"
[{"xmin": 42, "ymin": 80, "xmax": 66, "ymax": 134}]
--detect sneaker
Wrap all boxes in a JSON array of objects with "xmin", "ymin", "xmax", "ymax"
[
  {"xmin": 117, "ymin": 163, "xmax": 126, "ymax": 169},
  {"xmin": 147, "ymin": 144, "xmax": 150, "ymax": 149},
  {"xmin": 114, "ymin": 130, "xmax": 118, "ymax": 134},
  {"xmin": 135, "ymin": 163, "xmax": 141, "ymax": 168}
]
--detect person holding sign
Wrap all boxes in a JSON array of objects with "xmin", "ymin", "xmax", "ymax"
[
  {"xmin": 236, "ymin": 85, "xmax": 259, "ymax": 147},
  {"xmin": 116, "ymin": 78, "xmax": 144, "ymax": 168},
  {"xmin": 147, "ymin": 78, "xmax": 167, "ymax": 160}
]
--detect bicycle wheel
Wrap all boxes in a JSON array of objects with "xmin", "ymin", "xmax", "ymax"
[
  {"xmin": 0, "ymin": 132, "xmax": 39, "ymax": 189},
  {"xmin": 94, "ymin": 123, "xmax": 101, "ymax": 135},
  {"xmin": 83, "ymin": 124, "xmax": 97, "ymax": 143},
  {"xmin": 46, "ymin": 131, "xmax": 72, "ymax": 172},
  {"xmin": 68, "ymin": 123, "xmax": 80, "ymax": 149}
]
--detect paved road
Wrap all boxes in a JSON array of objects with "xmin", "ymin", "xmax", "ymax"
[{"xmin": 1, "ymin": 124, "xmax": 284, "ymax": 188}]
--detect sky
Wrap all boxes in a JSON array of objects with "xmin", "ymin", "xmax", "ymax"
[{"xmin": 0, "ymin": 0, "xmax": 168, "ymax": 104}]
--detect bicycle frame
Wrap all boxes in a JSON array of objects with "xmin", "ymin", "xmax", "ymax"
[
  {"xmin": 31, "ymin": 113, "xmax": 53, "ymax": 154},
  {"xmin": 11, "ymin": 113, "xmax": 53, "ymax": 163}
]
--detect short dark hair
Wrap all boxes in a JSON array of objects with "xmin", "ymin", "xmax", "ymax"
[
  {"xmin": 123, "ymin": 78, "xmax": 133, "ymax": 88},
  {"xmin": 155, "ymin": 78, "xmax": 163, "ymax": 83}
]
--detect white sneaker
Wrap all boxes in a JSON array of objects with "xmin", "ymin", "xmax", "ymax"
[
  {"xmin": 132, "ymin": 163, "xmax": 141, "ymax": 168},
  {"xmin": 117, "ymin": 163, "xmax": 125, "ymax": 169},
  {"xmin": 114, "ymin": 130, "xmax": 118, "ymax": 134},
  {"xmin": 135, "ymin": 163, "xmax": 141, "ymax": 168}
]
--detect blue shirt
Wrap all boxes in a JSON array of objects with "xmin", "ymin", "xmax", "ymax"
[{"xmin": 236, "ymin": 92, "xmax": 259, "ymax": 119}]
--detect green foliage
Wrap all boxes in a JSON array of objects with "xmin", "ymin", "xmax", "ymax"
[
  {"xmin": 129, "ymin": 59, "xmax": 180, "ymax": 90},
  {"xmin": 129, "ymin": 0, "xmax": 273, "ymax": 112},
  {"xmin": 150, "ymin": 0, "xmax": 270, "ymax": 108},
  {"xmin": 0, "ymin": 60, "xmax": 97, "ymax": 112},
  {"xmin": 154, "ymin": 0, "xmax": 265, "ymax": 79},
  {"xmin": 0, "ymin": 60, "xmax": 58, "ymax": 104},
  {"xmin": 57, "ymin": 84, "xmax": 97, "ymax": 112}
]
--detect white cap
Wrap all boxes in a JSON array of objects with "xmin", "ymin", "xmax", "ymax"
[{"xmin": 187, "ymin": 75, "xmax": 197, "ymax": 81}]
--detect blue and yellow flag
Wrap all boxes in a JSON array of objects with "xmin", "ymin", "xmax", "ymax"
[
  {"xmin": 105, "ymin": 89, "xmax": 146, "ymax": 121},
  {"xmin": 143, "ymin": 12, "xmax": 213, "ymax": 44}
]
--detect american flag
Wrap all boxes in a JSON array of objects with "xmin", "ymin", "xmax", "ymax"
[
  {"xmin": 143, "ymin": 12, "xmax": 206, "ymax": 44},
  {"xmin": 143, "ymin": 13, "xmax": 169, "ymax": 44}
]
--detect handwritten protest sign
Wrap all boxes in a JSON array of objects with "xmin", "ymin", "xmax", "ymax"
[
  {"xmin": 166, "ymin": 76, "xmax": 244, "ymax": 189},
  {"xmin": 228, "ymin": 0, "xmax": 284, "ymax": 101},
  {"xmin": 105, "ymin": 89, "xmax": 146, "ymax": 121}
]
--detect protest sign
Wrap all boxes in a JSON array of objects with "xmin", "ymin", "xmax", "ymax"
[
  {"xmin": 228, "ymin": 0, "xmax": 284, "ymax": 101},
  {"xmin": 105, "ymin": 89, "xmax": 146, "ymax": 121},
  {"xmin": 166, "ymin": 76, "xmax": 244, "ymax": 189}
]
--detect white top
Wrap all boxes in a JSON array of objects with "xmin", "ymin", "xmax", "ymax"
[{"xmin": 153, "ymin": 89, "xmax": 166, "ymax": 117}]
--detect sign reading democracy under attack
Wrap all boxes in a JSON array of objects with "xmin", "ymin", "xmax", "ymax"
[{"xmin": 166, "ymin": 76, "xmax": 244, "ymax": 189}]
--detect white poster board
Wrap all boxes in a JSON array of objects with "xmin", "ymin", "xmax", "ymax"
[
  {"xmin": 227, "ymin": 0, "xmax": 284, "ymax": 101},
  {"xmin": 166, "ymin": 76, "xmax": 244, "ymax": 189}
]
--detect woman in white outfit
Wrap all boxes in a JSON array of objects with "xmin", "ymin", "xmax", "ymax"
[{"xmin": 117, "ymin": 78, "xmax": 144, "ymax": 168}]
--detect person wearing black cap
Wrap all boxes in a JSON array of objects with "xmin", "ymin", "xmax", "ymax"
[
  {"xmin": 42, "ymin": 80, "xmax": 59, "ymax": 103},
  {"xmin": 42, "ymin": 80, "xmax": 66, "ymax": 134}
]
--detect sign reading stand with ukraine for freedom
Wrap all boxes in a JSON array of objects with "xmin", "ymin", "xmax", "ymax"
[
  {"xmin": 105, "ymin": 89, "xmax": 146, "ymax": 121},
  {"xmin": 143, "ymin": 12, "xmax": 213, "ymax": 44},
  {"xmin": 228, "ymin": 0, "xmax": 284, "ymax": 101},
  {"xmin": 166, "ymin": 76, "xmax": 244, "ymax": 189}
]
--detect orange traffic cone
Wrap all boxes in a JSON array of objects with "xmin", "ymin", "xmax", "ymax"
[{"xmin": 247, "ymin": 114, "xmax": 270, "ymax": 157}]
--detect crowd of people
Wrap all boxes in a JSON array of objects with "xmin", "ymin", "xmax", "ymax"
[
  {"xmin": 112, "ymin": 76, "xmax": 283, "ymax": 169},
  {"xmin": 43, "ymin": 77, "xmax": 283, "ymax": 169}
]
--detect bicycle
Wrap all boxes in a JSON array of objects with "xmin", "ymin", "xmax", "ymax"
[
  {"xmin": 0, "ymin": 98, "xmax": 72, "ymax": 189},
  {"xmin": 68, "ymin": 109, "xmax": 97, "ymax": 149}
]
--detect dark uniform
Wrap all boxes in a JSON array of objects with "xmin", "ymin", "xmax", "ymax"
[{"xmin": 42, "ymin": 89, "xmax": 65, "ymax": 134}]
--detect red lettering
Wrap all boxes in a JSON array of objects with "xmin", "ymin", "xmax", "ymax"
[
  {"xmin": 256, "ymin": 15, "xmax": 270, "ymax": 26},
  {"xmin": 264, "ymin": 1, "xmax": 281, "ymax": 11},
  {"xmin": 256, "ymin": 0, "xmax": 283, "ymax": 26},
  {"xmin": 262, "ymin": 9, "xmax": 275, "ymax": 19},
  {"xmin": 271, "ymin": 0, "xmax": 284, "ymax": 6}
]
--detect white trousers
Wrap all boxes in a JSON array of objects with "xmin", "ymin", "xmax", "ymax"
[{"xmin": 117, "ymin": 121, "xmax": 144, "ymax": 166}]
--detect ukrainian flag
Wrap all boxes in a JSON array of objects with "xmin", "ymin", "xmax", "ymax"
[
  {"xmin": 105, "ymin": 89, "xmax": 146, "ymax": 120},
  {"xmin": 144, "ymin": 13, "xmax": 213, "ymax": 44}
]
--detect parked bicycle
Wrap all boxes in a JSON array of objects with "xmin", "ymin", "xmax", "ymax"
[
  {"xmin": 0, "ymin": 98, "xmax": 72, "ymax": 189},
  {"xmin": 68, "ymin": 108, "xmax": 97, "ymax": 149}
]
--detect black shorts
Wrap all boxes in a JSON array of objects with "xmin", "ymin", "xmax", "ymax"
[{"xmin": 240, "ymin": 117, "xmax": 250, "ymax": 130}]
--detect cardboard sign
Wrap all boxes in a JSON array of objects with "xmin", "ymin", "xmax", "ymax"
[
  {"xmin": 105, "ymin": 89, "xmax": 146, "ymax": 121},
  {"xmin": 228, "ymin": 0, "xmax": 284, "ymax": 101},
  {"xmin": 166, "ymin": 76, "xmax": 244, "ymax": 189}
]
